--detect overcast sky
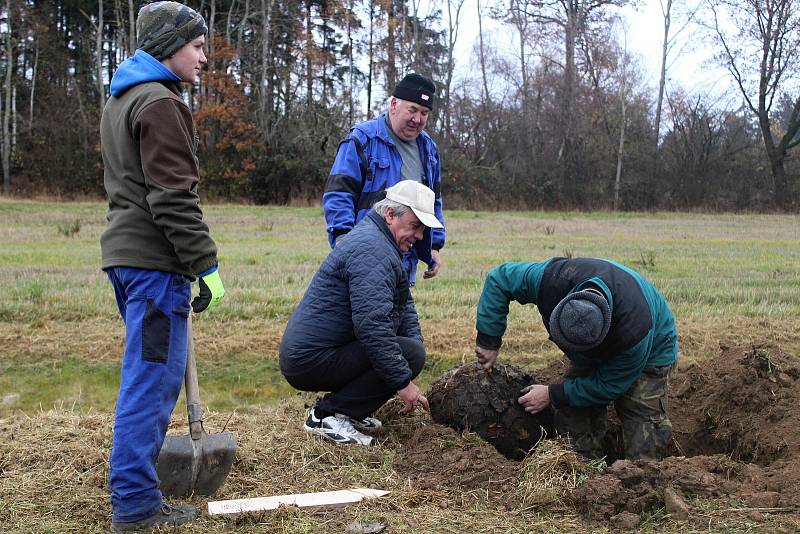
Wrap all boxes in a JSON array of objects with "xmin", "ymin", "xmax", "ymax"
[{"xmin": 443, "ymin": 0, "xmax": 737, "ymax": 101}]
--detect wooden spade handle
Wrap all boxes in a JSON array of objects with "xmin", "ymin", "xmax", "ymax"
[{"xmin": 185, "ymin": 314, "xmax": 203, "ymax": 439}]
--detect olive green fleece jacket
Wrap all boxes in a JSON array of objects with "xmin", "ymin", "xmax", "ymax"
[{"xmin": 100, "ymin": 81, "xmax": 217, "ymax": 278}]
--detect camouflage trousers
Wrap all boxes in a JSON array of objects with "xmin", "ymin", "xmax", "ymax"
[{"xmin": 554, "ymin": 363, "xmax": 674, "ymax": 461}]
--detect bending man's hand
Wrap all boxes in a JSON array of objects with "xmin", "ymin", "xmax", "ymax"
[
  {"xmin": 423, "ymin": 249, "xmax": 442, "ymax": 279},
  {"xmin": 518, "ymin": 384, "xmax": 550, "ymax": 414},
  {"xmin": 397, "ymin": 381, "xmax": 429, "ymax": 414},
  {"xmin": 191, "ymin": 267, "xmax": 225, "ymax": 313},
  {"xmin": 475, "ymin": 346, "xmax": 499, "ymax": 371}
]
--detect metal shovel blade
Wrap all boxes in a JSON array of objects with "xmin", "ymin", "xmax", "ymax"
[
  {"xmin": 157, "ymin": 429, "xmax": 237, "ymax": 497},
  {"xmin": 155, "ymin": 315, "xmax": 237, "ymax": 497}
]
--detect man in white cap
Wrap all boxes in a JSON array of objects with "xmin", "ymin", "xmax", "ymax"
[{"xmin": 280, "ymin": 180, "xmax": 441, "ymax": 445}]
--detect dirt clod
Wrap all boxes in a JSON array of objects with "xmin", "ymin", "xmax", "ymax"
[
  {"xmin": 610, "ymin": 511, "xmax": 641, "ymax": 530},
  {"xmin": 664, "ymin": 486, "xmax": 690, "ymax": 519},
  {"xmin": 426, "ymin": 362, "xmax": 554, "ymax": 460}
]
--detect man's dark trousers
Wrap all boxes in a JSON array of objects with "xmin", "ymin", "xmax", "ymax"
[{"xmin": 284, "ymin": 337, "xmax": 426, "ymax": 419}]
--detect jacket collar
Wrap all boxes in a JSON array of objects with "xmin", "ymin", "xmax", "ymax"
[{"xmin": 366, "ymin": 209, "xmax": 402, "ymax": 257}]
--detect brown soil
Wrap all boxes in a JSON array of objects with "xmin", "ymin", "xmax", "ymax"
[
  {"xmin": 391, "ymin": 344, "xmax": 800, "ymax": 525},
  {"xmin": 391, "ymin": 423, "xmax": 522, "ymax": 510}
]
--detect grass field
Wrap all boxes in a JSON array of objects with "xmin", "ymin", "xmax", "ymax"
[
  {"xmin": 2, "ymin": 200, "xmax": 798, "ymax": 417},
  {"xmin": 1, "ymin": 200, "xmax": 799, "ymax": 532}
]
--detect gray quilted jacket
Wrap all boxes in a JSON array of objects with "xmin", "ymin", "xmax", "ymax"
[{"xmin": 279, "ymin": 209, "xmax": 422, "ymax": 390}]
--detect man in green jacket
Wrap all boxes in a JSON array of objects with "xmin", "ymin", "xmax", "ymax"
[
  {"xmin": 475, "ymin": 258, "xmax": 678, "ymax": 460},
  {"xmin": 100, "ymin": 2, "xmax": 224, "ymax": 531}
]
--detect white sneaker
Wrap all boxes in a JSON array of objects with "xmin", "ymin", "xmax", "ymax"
[
  {"xmin": 303, "ymin": 410, "xmax": 373, "ymax": 446},
  {"xmin": 335, "ymin": 413, "xmax": 382, "ymax": 432}
]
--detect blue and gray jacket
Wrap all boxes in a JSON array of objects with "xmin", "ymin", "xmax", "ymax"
[
  {"xmin": 322, "ymin": 114, "xmax": 446, "ymax": 283},
  {"xmin": 280, "ymin": 210, "xmax": 423, "ymax": 391},
  {"xmin": 476, "ymin": 258, "xmax": 678, "ymax": 408}
]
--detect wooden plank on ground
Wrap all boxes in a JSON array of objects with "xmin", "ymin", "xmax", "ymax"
[{"xmin": 207, "ymin": 487, "xmax": 390, "ymax": 516}]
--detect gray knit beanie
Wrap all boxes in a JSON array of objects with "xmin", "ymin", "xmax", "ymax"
[
  {"xmin": 549, "ymin": 289, "xmax": 611, "ymax": 353},
  {"xmin": 136, "ymin": 1, "xmax": 207, "ymax": 61}
]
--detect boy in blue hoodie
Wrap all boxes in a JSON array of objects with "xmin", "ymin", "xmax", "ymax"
[{"xmin": 100, "ymin": 2, "xmax": 224, "ymax": 531}]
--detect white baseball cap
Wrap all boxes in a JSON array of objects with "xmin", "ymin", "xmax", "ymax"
[{"xmin": 384, "ymin": 180, "xmax": 444, "ymax": 229}]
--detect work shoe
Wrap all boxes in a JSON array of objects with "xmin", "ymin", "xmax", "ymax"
[
  {"xmin": 111, "ymin": 503, "xmax": 199, "ymax": 532},
  {"xmin": 335, "ymin": 412, "xmax": 382, "ymax": 432},
  {"xmin": 303, "ymin": 409, "xmax": 373, "ymax": 446}
]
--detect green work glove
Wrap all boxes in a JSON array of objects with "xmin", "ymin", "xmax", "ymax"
[{"xmin": 191, "ymin": 267, "xmax": 225, "ymax": 313}]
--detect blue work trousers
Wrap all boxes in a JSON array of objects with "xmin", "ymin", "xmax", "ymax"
[{"xmin": 106, "ymin": 267, "xmax": 191, "ymax": 523}]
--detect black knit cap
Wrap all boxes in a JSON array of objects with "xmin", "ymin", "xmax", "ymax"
[{"xmin": 392, "ymin": 73, "xmax": 436, "ymax": 110}]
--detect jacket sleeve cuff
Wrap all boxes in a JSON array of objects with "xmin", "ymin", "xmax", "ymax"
[
  {"xmin": 476, "ymin": 331, "xmax": 502, "ymax": 350},
  {"xmin": 197, "ymin": 265, "xmax": 218, "ymax": 277},
  {"xmin": 191, "ymin": 255, "xmax": 218, "ymax": 279},
  {"xmin": 548, "ymin": 383, "xmax": 570, "ymax": 408}
]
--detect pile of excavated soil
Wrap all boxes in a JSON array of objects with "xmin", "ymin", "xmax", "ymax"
[{"xmin": 420, "ymin": 344, "xmax": 800, "ymax": 526}]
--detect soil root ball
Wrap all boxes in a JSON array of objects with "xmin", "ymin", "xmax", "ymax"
[{"xmin": 426, "ymin": 362, "xmax": 554, "ymax": 460}]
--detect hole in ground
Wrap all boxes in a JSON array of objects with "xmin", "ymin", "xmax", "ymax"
[{"xmin": 427, "ymin": 345, "xmax": 800, "ymax": 466}]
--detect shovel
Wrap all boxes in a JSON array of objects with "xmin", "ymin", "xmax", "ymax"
[{"xmin": 156, "ymin": 315, "xmax": 237, "ymax": 497}]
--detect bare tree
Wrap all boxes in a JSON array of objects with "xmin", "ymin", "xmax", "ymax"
[
  {"xmin": 704, "ymin": 0, "xmax": 800, "ymax": 208},
  {"xmin": 477, "ymin": 0, "xmax": 491, "ymax": 107},
  {"xmin": 652, "ymin": 0, "xmax": 695, "ymax": 183},
  {"xmin": 442, "ymin": 0, "xmax": 465, "ymax": 138},
  {"xmin": 515, "ymin": 0, "xmax": 631, "ymax": 201},
  {"xmin": 80, "ymin": 0, "xmax": 106, "ymax": 110},
  {"xmin": 613, "ymin": 30, "xmax": 631, "ymax": 210}
]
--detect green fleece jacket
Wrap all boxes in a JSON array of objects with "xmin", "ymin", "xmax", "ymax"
[
  {"xmin": 476, "ymin": 258, "xmax": 678, "ymax": 408},
  {"xmin": 100, "ymin": 79, "xmax": 217, "ymax": 277}
]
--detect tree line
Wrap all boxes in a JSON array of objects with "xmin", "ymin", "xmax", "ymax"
[{"xmin": 1, "ymin": 0, "xmax": 798, "ymax": 210}]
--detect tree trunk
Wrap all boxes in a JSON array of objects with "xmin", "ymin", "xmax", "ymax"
[
  {"xmin": 2, "ymin": 0, "xmax": 12, "ymax": 196},
  {"xmin": 209, "ymin": 0, "xmax": 216, "ymax": 55},
  {"xmin": 29, "ymin": 41, "xmax": 38, "ymax": 135},
  {"xmin": 128, "ymin": 0, "xmax": 136, "ymax": 54},
  {"xmin": 477, "ymin": 0, "xmax": 490, "ymax": 107},
  {"xmin": 367, "ymin": 1, "xmax": 374, "ymax": 116},
  {"xmin": 304, "ymin": 0, "xmax": 313, "ymax": 108},
  {"xmin": 97, "ymin": 0, "xmax": 105, "ymax": 110},
  {"xmin": 386, "ymin": 0, "xmax": 397, "ymax": 95},
  {"xmin": 443, "ymin": 0, "xmax": 464, "ymax": 140},
  {"xmin": 347, "ymin": 0, "xmax": 355, "ymax": 124},
  {"xmin": 614, "ymin": 79, "xmax": 627, "ymax": 211},
  {"xmin": 652, "ymin": 0, "xmax": 673, "ymax": 206},
  {"xmin": 258, "ymin": 0, "xmax": 274, "ymax": 130},
  {"xmin": 561, "ymin": 1, "xmax": 578, "ymax": 203}
]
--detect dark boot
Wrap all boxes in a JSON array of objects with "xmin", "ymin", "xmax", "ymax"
[{"xmin": 111, "ymin": 503, "xmax": 199, "ymax": 532}]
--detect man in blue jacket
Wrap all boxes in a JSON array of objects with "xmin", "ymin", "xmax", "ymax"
[
  {"xmin": 474, "ymin": 258, "xmax": 678, "ymax": 460},
  {"xmin": 281, "ymin": 181, "xmax": 439, "ymax": 446},
  {"xmin": 323, "ymin": 73, "xmax": 446, "ymax": 285}
]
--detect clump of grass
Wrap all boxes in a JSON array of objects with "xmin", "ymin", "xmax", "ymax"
[
  {"xmin": 56, "ymin": 218, "xmax": 82, "ymax": 237},
  {"xmin": 636, "ymin": 249, "xmax": 657, "ymax": 268},
  {"xmin": 744, "ymin": 346, "xmax": 780, "ymax": 375},
  {"xmin": 518, "ymin": 438, "xmax": 596, "ymax": 507}
]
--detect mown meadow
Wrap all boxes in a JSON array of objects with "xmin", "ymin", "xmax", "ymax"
[
  {"xmin": 1, "ymin": 200, "xmax": 799, "ymax": 533},
  {"xmin": 1, "ymin": 200, "xmax": 799, "ymax": 416}
]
